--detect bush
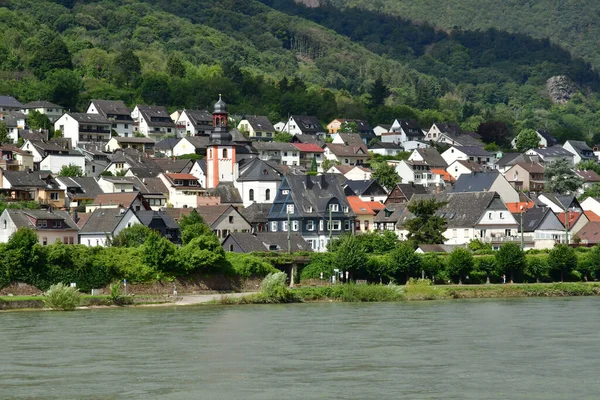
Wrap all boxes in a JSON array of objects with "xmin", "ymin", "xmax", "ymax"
[
  {"xmin": 300, "ymin": 253, "xmax": 335, "ymax": 280},
  {"xmin": 255, "ymin": 272, "xmax": 300, "ymax": 303},
  {"xmin": 42, "ymin": 283, "xmax": 81, "ymax": 310},
  {"xmin": 226, "ymin": 253, "xmax": 278, "ymax": 279},
  {"xmin": 403, "ymin": 278, "xmax": 448, "ymax": 300},
  {"xmin": 548, "ymin": 244, "xmax": 577, "ymax": 281},
  {"xmin": 446, "ymin": 248, "xmax": 474, "ymax": 283},
  {"xmin": 495, "ymin": 243, "xmax": 526, "ymax": 282}
]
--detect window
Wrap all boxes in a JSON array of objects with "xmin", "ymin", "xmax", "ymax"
[
  {"xmin": 292, "ymin": 220, "xmax": 299, "ymax": 231},
  {"xmin": 364, "ymin": 220, "xmax": 369, "ymax": 230},
  {"xmin": 124, "ymin": 124, "xmax": 129, "ymax": 129},
  {"xmin": 229, "ymin": 245, "xmax": 234, "ymax": 252},
  {"xmin": 52, "ymin": 221, "xmax": 62, "ymax": 228},
  {"xmin": 92, "ymin": 165, "xmax": 96, "ymax": 173},
  {"xmin": 343, "ymin": 206, "xmax": 349, "ymax": 213},
  {"xmin": 116, "ymin": 163, "xmax": 124, "ymax": 169},
  {"xmin": 249, "ymin": 189, "xmax": 254, "ymax": 202},
  {"xmin": 265, "ymin": 189, "xmax": 270, "ymax": 201},
  {"xmin": 282, "ymin": 189, "xmax": 289, "ymax": 195},
  {"xmin": 209, "ymin": 149, "xmax": 213, "ymax": 158},
  {"xmin": 286, "ymin": 204, "xmax": 294, "ymax": 214},
  {"xmin": 271, "ymin": 221, "xmax": 277, "ymax": 232},
  {"xmin": 69, "ymin": 237, "xmax": 74, "ymax": 245},
  {"xmin": 3, "ymin": 220, "xmax": 6, "ymax": 229},
  {"xmin": 223, "ymin": 148, "xmax": 228, "ymax": 158},
  {"xmin": 282, "ymin": 221, "xmax": 288, "ymax": 231},
  {"xmin": 326, "ymin": 220, "xmax": 341, "ymax": 231},
  {"xmin": 464, "ymin": 229, "xmax": 469, "ymax": 238},
  {"xmin": 229, "ymin": 216, "xmax": 234, "ymax": 223},
  {"xmin": 500, "ymin": 212, "xmax": 504, "ymax": 219},
  {"xmin": 63, "ymin": 236, "xmax": 69, "ymax": 243},
  {"xmin": 505, "ymin": 229, "xmax": 511, "ymax": 236},
  {"xmin": 42, "ymin": 237, "xmax": 47, "ymax": 246},
  {"xmin": 38, "ymin": 220, "xmax": 47, "ymax": 228},
  {"xmin": 489, "ymin": 212, "xmax": 493, "ymax": 220},
  {"xmin": 306, "ymin": 220, "xmax": 315, "ymax": 231},
  {"xmin": 50, "ymin": 192, "xmax": 59, "ymax": 200},
  {"xmin": 319, "ymin": 220, "xmax": 324, "ymax": 231},
  {"xmin": 329, "ymin": 204, "xmax": 339, "ymax": 212},
  {"xmin": 344, "ymin": 220, "xmax": 351, "ymax": 231},
  {"xmin": 385, "ymin": 222, "xmax": 394, "ymax": 230}
]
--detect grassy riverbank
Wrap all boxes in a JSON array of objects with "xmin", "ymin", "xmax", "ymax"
[{"xmin": 0, "ymin": 294, "xmax": 171, "ymax": 310}]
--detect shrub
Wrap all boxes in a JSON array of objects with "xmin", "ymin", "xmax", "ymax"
[
  {"xmin": 42, "ymin": 283, "xmax": 81, "ymax": 311},
  {"xmin": 226, "ymin": 253, "xmax": 278, "ymax": 279},
  {"xmin": 256, "ymin": 272, "xmax": 300, "ymax": 303},
  {"xmin": 403, "ymin": 278, "xmax": 448, "ymax": 300},
  {"xmin": 446, "ymin": 248, "xmax": 474, "ymax": 283},
  {"xmin": 495, "ymin": 243, "xmax": 526, "ymax": 282},
  {"xmin": 300, "ymin": 253, "xmax": 335, "ymax": 280},
  {"xmin": 548, "ymin": 244, "xmax": 577, "ymax": 281},
  {"xmin": 525, "ymin": 256, "xmax": 550, "ymax": 283},
  {"xmin": 109, "ymin": 282, "xmax": 126, "ymax": 306}
]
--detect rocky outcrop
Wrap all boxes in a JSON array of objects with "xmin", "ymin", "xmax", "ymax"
[{"xmin": 546, "ymin": 75, "xmax": 578, "ymax": 104}]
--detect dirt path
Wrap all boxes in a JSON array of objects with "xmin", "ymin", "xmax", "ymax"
[{"xmin": 174, "ymin": 292, "xmax": 257, "ymax": 305}]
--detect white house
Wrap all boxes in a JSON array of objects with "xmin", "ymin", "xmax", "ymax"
[
  {"xmin": 369, "ymin": 142, "xmax": 403, "ymax": 156},
  {"xmin": 237, "ymin": 115, "xmax": 275, "ymax": 141},
  {"xmin": 87, "ymin": 100, "xmax": 134, "ymax": 137},
  {"xmin": 510, "ymin": 129, "xmax": 558, "ymax": 149},
  {"xmin": 79, "ymin": 208, "xmax": 141, "ymax": 247},
  {"xmin": 373, "ymin": 124, "xmax": 392, "ymax": 137},
  {"xmin": 175, "ymin": 109, "xmax": 213, "ymax": 137},
  {"xmin": 97, "ymin": 176, "xmax": 136, "ymax": 193},
  {"xmin": 581, "ymin": 197, "xmax": 600, "ymax": 215},
  {"xmin": 0, "ymin": 95, "xmax": 23, "ymax": 112},
  {"xmin": 158, "ymin": 173, "xmax": 205, "ymax": 208},
  {"xmin": 446, "ymin": 160, "xmax": 485, "ymax": 181},
  {"xmin": 253, "ymin": 142, "xmax": 300, "ymax": 166},
  {"xmin": 40, "ymin": 153, "xmax": 86, "ymax": 175},
  {"xmin": 327, "ymin": 165, "xmax": 373, "ymax": 181},
  {"xmin": 172, "ymin": 136, "xmax": 210, "ymax": 157},
  {"xmin": 131, "ymin": 105, "xmax": 176, "ymax": 141},
  {"xmin": 0, "ymin": 111, "xmax": 26, "ymax": 143},
  {"xmin": 396, "ymin": 160, "xmax": 446, "ymax": 187},
  {"xmin": 563, "ymin": 140, "xmax": 596, "ymax": 164},
  {"xmin": 235, "ymin": 158, "xmax": 282, "ymax": 207},
  {"xmin": 190, "ymin": 159, "xmax": 207, "ymax": 188},
  {"xmin": 22, "ymin": 101, "xmax": 64, "ymax": 123},
  {"xmin": 441, "ymin": 146, "xmax": 495, "ymax": 168},
  {"xmin": 105, "ymin": 137, "xmax": 155, "ymax": 154},
  {"xmin": 525, "ymin": 147, "xmax": 575, "ymax": 165},
  {"xmin": 0, "ymin": 209, "xmax": 79, "ymax": 245},
  {"xmin": 282, "ymin": 115, "xmax": 324, "ymax": 136},
  {"xmin": 54, "ymin": 113, "xmax": 112, "ymax": 148}
]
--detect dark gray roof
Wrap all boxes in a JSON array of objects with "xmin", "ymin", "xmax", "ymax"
[
  {"xmin": 253, "ymin": 142, "xmax": 297, "ymax": 151},
  {"xmin": 7, "ymin": 209, "xmax": 78, "ymax": 230},
  {"xmin": 238, "ymin": 158, "xmax": 283, "ymax": 182},
  {"xmin": 369, "ymin": 142, "xmax": 402, "ymax": 150},
  {"xmin": 183, "ymin": 136, "xmax": 210, "ymax": 149},
  {"xmin": 137, "ymin": 105, "xmax": 175, "ymax": 127},
  {"xmin": 415, "ymin": 148, "xmax": 447, "ymax": 167},
  {"xmin": 57, "ymin": 177, "xmax": 103, "ymax": 201},
  {"xmin": 23, "ymin": 101, "xmax": 61, "ymax": 109},
  {"xmin": 497, "ymin": 152, "xmax": 533, "ymax": 168},
  {"xmin": 152, "ymin": 158, "xmax": 193, "ymax": 174},
  {"xmin": 224, "ymin": 232, "xmax": 311, "ymax": 253},
  {"xmin": 344, "ymin": 180, "xmax": 386, "ymax": 197},
  {"xmin": 395, "ymin": 119, "xmax": 421, "ymax": 135},
  {"xmin": 135, "ymin": 210, "xmax": 179, "ymax": 230},
  {"xmin": 515, "ymin": 207, "xmax": 550, "ymax": 233},
  {"xmin": 452, "ymin": 171, "xmax": 500, "ymax": 193},
  {"xmin": 453, "ymin": 146, "xmax": 493, "ymax": 157},
  {"xmin": 541, "ymin": 193, "xmax": 578, "ymax": 210},
  {"xmin": 242, "ymin": 115, "xmax": 275, "ymax": 132},
  {"xmin": 66, "ymin": 113, "xmax": 111, "ymax": 124},
  {"xmin": 195, "ymin": 159, "xmax": 206, "ymax": 174},
  {"xmin": 536, "ymin": 130, "xmax": 558, "ymax": 146},
  {"xmin": 532, "ymin": 146, "xmax": 573, "ymax": 157},
  {"xmin": 290, "ymin": 115, "xmax": 323, "ymax": 134},
  {"xmin": 112, "ymin": 137, "xmax": 155, "ymax": 144},
  {"xmin": 444, "ymin": 134, "xmax": 482, "ymax": 146},
  {"xmin": 116, "ymin": 176, "xmax": 168, "ymax": 194},
  {"xmin": 393, "ymin": 183, "xmax": 429, "ymax": 200},
  {"xmin": 155, "ymin": 137, "xmax": 181, "ymax": 150},
  {"xmin": 291, "ymin": 134, "xmax": 324, "ymax": 146},
  {"xmin": 0, "ymin": 95, "xmax": 23, "ymax": 109},
  {"xmin": 90, "ymin": 100, "xmax": 132, "ymax": 118},
  {"xmin": 433, "ymin": 122, "xmax": 461, "ymax": 135},
  {"xmin": 79, "ymin": 208, "xmax": 133, "ymax": 234},
  {"xmin": 206, "ymin": 182, "xmax": 243, "ymax": 204},
  {"xmin": 1, "ymin": 170, "xmax": 56, "ymax": 188},
  {"xmin": 239, "ymin": 203, "xmax": 271, "ymax": 224},
  {"xmin": 109, "ymin": 148, "xmax": 164, "ymax": 177},
  {"xmin": 19, "ymin": 129, "xmax": 48, "ymax": 141},
  {"xmin": 2, "ymin": 112, "xmax": 25, "ymax": 127},
  {"xmin": 374, "ymin": 203, "xmax": 408, "ymax": 223}
]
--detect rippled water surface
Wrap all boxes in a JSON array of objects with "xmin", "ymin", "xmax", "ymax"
[{"xmin": 2, "ymin": 298, "xmax": 600, "ymax": 399}]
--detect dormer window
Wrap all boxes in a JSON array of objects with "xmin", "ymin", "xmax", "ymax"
[
  {"xmin": 281, "ymin": 189, "xmax": 289, "ymax": 195},
  {"xmin": 37, "ymin": 220, "xmax": 47, "ymax": 228},
  {"xmin": 286, "ymin": 204, "xmax": 294, "ymax": 214},
  {"xmin": 329, "ymin": 204, "xmax": 339, "ymax": 212},
  {"xmin": 174, "ymin": 179, "xmax": 184, "ymax": 186}
]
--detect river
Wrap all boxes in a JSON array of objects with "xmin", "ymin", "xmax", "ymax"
[{"xmin": 2, "ymin": 298, "xmax": 600, "ymax": 399}]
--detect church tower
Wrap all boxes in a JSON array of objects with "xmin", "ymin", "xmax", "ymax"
[{"xmin": 206, "ymin": 95, "xmax": 235, "ymax": 188}]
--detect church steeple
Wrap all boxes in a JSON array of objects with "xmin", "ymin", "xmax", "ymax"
[{"xmin": 210, "ymin": 94, "xmax": 231, "ymax": 144}]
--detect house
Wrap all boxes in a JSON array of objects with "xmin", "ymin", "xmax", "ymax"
[
  {"xmin": 20, "ymin": 139, "xmax": 71, "ymax": 164},
  {"xmin": 373, "ymin": 124, "xmax": 392, "ymax": 136},
  {"xmin": 452, "ymin": 171, "xmax": 520, "ymax": 204},
  {"xmin": 441, "ymin": 146, "xmax": 495, "ymax": 168},
  {"xmin": 240, "ymin": 202, "xmax": 272, "ymax": 233},
  {"xmin": 253, "ymin": 142, "xmax": 300, "ymax": 166},
  {"xmin": 347, "ymin": 196, "xmax": 384, "ymax": 233},
  {"xmin": 56, "ymin": 176, "xmax": 103, "ymax": 210},
  {"xmin": 369, "ymin": 142, "xmax": 403, "ymax": 156},
  {"xmin": 282, "ymin": 115, "xmax": 325, "ymax": 136},
  {"xmin": 222, "ymin": 232, "xmax": 311, "ymax": 253},
  {"xmin": 172, "ymin": 136, "xmax": 210, "ymax": 157},
  {"xmin": 97, "ymin": 176, "xmax": 136, "ymax": 193},
  {"xmin": 154, "ymin": 137, "xmax": 181, "ymax": 158},
  {"xmin": 526, "ymin": 146, "xmax": 575, "ymax": 165},
  {"xmin": 1, "ymin": 112, "xmax": 26, "ymax": 143},
  {"xmin": 396, "ymin": 148, "xmax": 447, "ymax": 188},
  {"xmin": 0, "ymin": 95, "xmax": 23, "ymax": 112},
  {"xmin": 563, "ymin": 140, "xmax": 595, "ymax": 164},
  {"xmin": 374, "ymin": 203, "xmax": 408, "ymax": 233},
  {"xmin": 194, "ymin": 205, "xmax": 251, "ymax": 240},
  {"xmin": 75, "ymin": 144, "xmax": 110, "ymax": 177},
  {"xmin": 446, "ymin": 160, "xmax": 485, "ymax": 181},
  {"xmin": 388, "ymin": 119, "xmax": 422, "ymax": 142},
  {"xmin": 292, "ymin": 143, "xmax": 324, "ymax": 169},
  {"xmin": 135, "ymin": 210, "xmax": 180, "ymax": 244},
  {"xmin": 104, "ymin": 148, "xmax": 164, "ymax": 177},
  {"xmin": 190, "ymin": 159, "xmax": 207, "ymax": 187},
  {"xmin": 510, "ymin": 129, "xmax": 558, "ymax": 149},
  {"xmin": 87, "ymin": 191, "xmax": 151, "ymax": 213},
  {"xmin": 536, "ymin": 193, "xmax": 582, "ymax": 214},
  {"xmin": 0, "ymin": 145, "xmax": 34, "ymax": 171},
  {"xmin": 87, "ymin": 100, "xmax": 134, "ymax": 137},
  {"xmin": 22, "ymin": 101, "xmax": 63, "ymax": 123},
  {"xmin": 175, "ymin": 109, "xmax": 213, "ymax": 137},
  {"xmin": 327, "ymin": 119, "xmax": 372, "ymax": 135},
  {"xmin": 343, "ymin": 180, "xmax": 388, "ymax": 203},
  {"xmin": 131, "ymin": 105, "xmax": 176, "ymax": 141},
  {"xmin": 267, "ymin": 174, "xmax": 356, "ymax": 252},
  {"xmin": 557, "ymin": 211, "xmax": 588, "ymax": 240},
  {"xmin": 515, "ymin": 207, "xmax": 566, "ymax": 249},
  {"xmin": 238, "ymin": 115, "xmax": 275, "ymax": 141},
  {"xmin": 575, "ymin": 221, "xmax": 600, "ymax": 246},
  {"xmin": 576, "ymin": 170, "xmax": 600, "ymax": 193},
  {"xmin": 117, "ymin": 177, "xmax": 168, "ymax": 210},
  {"xmin": 581, "ymin": 197, "xmax": 600, "ymax": 216},
  {"xmin": 415, "ymin": 244, "xmax": 456, "ymax": 254},
  {"xmin": 425, "ymin": 122, "xmax": 461, "ymax": 142},
  {"xmin": 504, "ymin": 163, "xmax": 545, "ymax": 192},
  {"xmin": 235, "ymin": 158, "xmax": 282, "ymax": 207},
  {"xmin": 496, "ymin": 152, "xmax": 538, "ymax": 173},
  {"xmin": 54, "ymin": 113, "xmax": 112, "ymax": 148},
  {"xmin": 40, "ymin": 152, "xmax": 86, "ymax": 175},
  {"xmin": 384, "ymin": 183, "xmax": 428, "ymax": 205},
  {"xmin": 325, "ymin": 135, "xmax": 370, "ymax": 165},
  {"xmin": 79, "ymin": 208, "xmax": 141, "ymax": 247},
  {"xmin": 152, "ymin": 158, "xmax": 193, "ymax": 175},
  {"xmin": 0, "ymin": 209, "xmax": 79, "ymax": 245},
  {"xmin": 327, "ymin": 165, "xmax": 373, "ymax": 181},
  {"xmin": 105, "ymin": 137, "xmax": 155, "ymax": 154},
  {"xmin": 158, "ymin": 173, "xmax": 205, "ymax": 208},
  {"xmin": 0, "ymin": 170, "xmax": 64, "ymax": 207}
]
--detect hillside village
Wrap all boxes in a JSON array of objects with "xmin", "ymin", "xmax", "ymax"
[{"xmin": 1, "ymin": 93, "xmax": 600, "ymax": 254}]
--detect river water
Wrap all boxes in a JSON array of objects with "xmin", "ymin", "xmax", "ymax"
[{"xmin": 2, "ymin": 298, "xmax": 600, "ymax": 399}]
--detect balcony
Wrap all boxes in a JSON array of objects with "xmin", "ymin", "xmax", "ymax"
[{"xmin": 482, "ymin": 234, "xmax": 534, "ymax": 244}]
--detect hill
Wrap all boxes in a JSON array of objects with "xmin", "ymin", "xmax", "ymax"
[{"xmin": 0, "ymin": 0, "xmax": 599, "ymax": 146}]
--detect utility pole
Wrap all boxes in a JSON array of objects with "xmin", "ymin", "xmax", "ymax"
[
  {"xmin": 520, "ymin": 205, "xmax": 524, "ymax": 250},
  {"xmin": 287, "ymin": 209, "xmax": 291, "ymax": 254},
  {"xmin": 329, "ymin": 207, "xmax": 333, "ymax": 244},
  {"xmin": 564, "ymin": 207, "xmax": 569, "ymax": 244}
]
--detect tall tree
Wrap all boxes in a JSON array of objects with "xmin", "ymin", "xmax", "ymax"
[
  {"xmin": 0, "ymin": 121, "xmax": 10, "ymax": 144},
  {"xmin": 30, "ymin": 36, "xmax": 72, "ymax": 79},
  {"xmin": 112, "ymin": 49, "xmax": 141, "ymax": 87},
  {"xmin": 446, "ymin": 248, "xmax": 474, "ymax": 284},
  {"xmin": 545, "ymin": 158, "xmax": 583, "ymax": 194},
  {"xmin": 389, "ymin": 242, "xmax": 421, "ymax": 283},
  {"xmin": 332, "ymin": 234, "xmax": 368, "ymax": 278},
  {"xmin": 166, "ymin": 54, "xmax": 186, "ymax": 78},
  {"xmin": 371, "ymin": 162, "xmax": 399, "ymax": 190},
  {"xmin": 405, "ymin": 198, "xmax": 448, "ymax": 244},
  {"xmin": 495, "ymin": 242, "xmax": 526, "ymax": 283},
  {"xmin": 477, "ymin": 121, "xmax": 511, "ymax": 147},
  {"xmin": 515, "ymin": 128, "xmax": 540, "ymax": 152},
  {"xmin": 58, "ymin": 164, "xmax": 83, "ymax": 177},
  {"xmin": 548, "ymin": 244, "xmax": 577, "ymax": 282},
  {"xmin": 26, "ymin": 110, "xmax": 52, "ymax": 130},
  {"xmin": 43, "ymin": 69, "xmax": 83, "ymax": 110},
  {"xmin": 368, "ymin": 77, "xmax": 389, "ymax": 108}
]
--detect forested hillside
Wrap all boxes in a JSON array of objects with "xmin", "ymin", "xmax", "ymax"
[
  {"xmin": 1, "ymin": 0, "xmax": 600, "ymax": 146},
  {"xmin": 329, "ymin": 0, "xmax": 600, "ymax": 71}
]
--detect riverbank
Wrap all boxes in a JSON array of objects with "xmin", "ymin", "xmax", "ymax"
[{"xmin": 3, "ymin": 282, "xmax": 600, "ymax": 311}]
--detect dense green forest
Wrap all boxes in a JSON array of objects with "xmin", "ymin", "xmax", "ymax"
[
  {"xmin": 1, "ymin": 0, "xmax": 600, "ymax": 146},
  {"xmin": 330, "ymin": 0, "xmax": 600, "ymax": 71}
]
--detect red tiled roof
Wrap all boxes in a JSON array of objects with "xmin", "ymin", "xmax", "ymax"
[
  {"xmin": 584, "ymin": 211, "xmax": 600, "ymax": 222},
  {"xmin": 93, "ymin": 192, "xmax": 138, "ymax": 207},
  {"xmin": 165, "ymin": 173, "xmax": 197, "ymax": 180},
  {"xmin": 347, "ymin": 196, "xmax": 384, "ymax": 215},
  {"xmin": 506, "ymin": 201, "xmax": 536, "ymax": 213},
  {"xmin": 431, "ymin": 169, "xmax": 455, "ymax": 182},
  {"xmin": 292, "ymin": 143, "xmax": 324, "ymax": 153},
  {"xmin": 576, "ymin": 221, "xmax": 600, "ymax": 244},
  {"xmin": 576, "ymin": 170, "xmax": 600, "ymax": 182},
  {"xmin": 557, "ymin": 211, "xmax": 582, "ymax": 228}
]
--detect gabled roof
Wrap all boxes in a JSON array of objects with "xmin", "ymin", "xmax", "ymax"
[
  {"xmin": 239, "ymin": 202, "xmax": 271, "ymax": 224},
  {"xmin": 539, "ymin": 193, "xmax": 578, "ymax": 210},
  {"xmin": 112, "ymin": 137, "xmax": 155, "ymax": 144},
  {"xmin": 292, "ymin": 143, "xmax": 324, "ymax": 153},
  {"xmin": 79, "ymin": 208, "xmax": 134, "ymax": 234},
  {"xmin": 152, "ymin": 158, "xmax": 193, "ymax": 174},
  {"xmin": 584, "ymin": 210, "xmax": 600, "ymax": 222},
  {"xmin": 1, "ymin": 170, "xmax": 55, "ymax": 188},
  {"xmin": 182, "ymin": 136, "xmax": 210, "ymax": 149},
  {"xmin": 516, "ymin": 207, "xmax": 552, "ymax": 232},
  {"xmin": 374, "ymin": 203, "xmax": 408, "ymax": 223},
  {"xmin": 344, "ymin": 180, "xmax": 386, "ymax": 197},
  {"xmin": 6, "ymin": 209, "xmax": 78, "ymax": 230},
  {"xmin": 242, "ymin": 115, "xmax": 275, "ymax": 132},
  {"xmin": 23, "ymin": 100, "xmax": 61, "ymax": 109},
  {"xmin": 431, "ymin": 191, "xmax": 503, "ymax": 228},
  {"xmin": 530, "ymin": 146, "xmax": 573, "ymax": 158},
  {"xmin": 65, "ymin": 113, "xmax": 111, "ymax": 124},
  {"xmin": 369, "ymin": 142, "xmax": 403, "ymax": 150},
  {"xmin": 576, "ymin": 221, "xmax": 600, "ymax": 244},
  {"xmin": 433, "ymin": 122, "xmax": 461, "ymax": 135},
  {"xmin": 109, "ymin": 148, "xmax": 164, "ymax": 177},
  {"xmin": 225, "ymin": 232, "xmax": 311, "ymax": 253},
  {"xmin": 326, "ymin": 143, "xmax": 368, "ymax": 157},
  {"xmin": 557, "ymin": 211, "xmax": 583, "ymax": 228},
  {"xmin": 452, "ymin": 146, "xmax": 493, "ymax": 157},
  {"xmin": 576, "ymin": 170, "xmax": 600, "ymax": 183},
  {"xmin": 134, "ymin": 210, "xmax": 179, "ymax": 230},
  {"xmin": 155, "ymin": 137, "xmax": 181, "ymax": 150},
  {"xmin": 514, "ymin": 162, "xmax": 545, "ymax": 174},
  {"xmin": 90, "ymin": 100, "xmax": 132, "ymax": 118},
  {"xmin": 0, "ymin": 95, "xmax": 23, "ymax": 108},
  {"xmin": 414, "ymin": 148, "xmax": 447, "ymax": 167},
  {"xmin": 565, "ymin": 140, "xmax": 593, "ymax": 152},
  {"xmin": 290, "ymin": 115, "xmax": 323, "ymax": 134},
  {"xmin": 196, "ymin": 204, "xmax": 237, "ymax": 226},
  {"xmin": 291, "ymin": 134, "xmax": 324, "ymax": 146},
  {"xmin": 443, "ymin": 134, "xmax": 482, "ymax": 146},
  {"xmin": 183, "ymin": 109, "xmax": 212, "ymax": 130},
  {"xmin": 389, "ymin": 183, "xmax": 428, "ymax": 201},
  {"xmin": 57, "ymin": 177, "xmax": 103, "ymax": 200},
  {"xmin": 136, "ymin": 105, "xmax": 175, "ymax": 127},
  {"xmin": 237, "ymin": 158, "xmax": 283, "ymax": 182},
  {"xmin": 335, "ymin": 133, "xmax": 365, "ymax": 147},
  {"xmin": 454, "ymin": 160, "xmax": 486, "ymax": 173},
  {"xmin": 2, "ymin": 112, "xmax": 26, "ymax": 127},
  {"xmin": 347, "ymin": 196, "xmax": 384, "ymax": 215},
  {"xmin": 92, "ymin": 192, "xmax": 141, "ymax": 208},
  {"xmin": 536, "ymin": 129, "xmax": 558, "ymax": 146},
  {"xmin": 430, "ymin": 169, "xmax": 455, "ymax": 183},
  {"xmin": 452, "ymin": 171, "xmax": 500, "ymax": 192},
  {"xmin": 18, "ymin": 129, "xmax": 48, "ymax": 142}
]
